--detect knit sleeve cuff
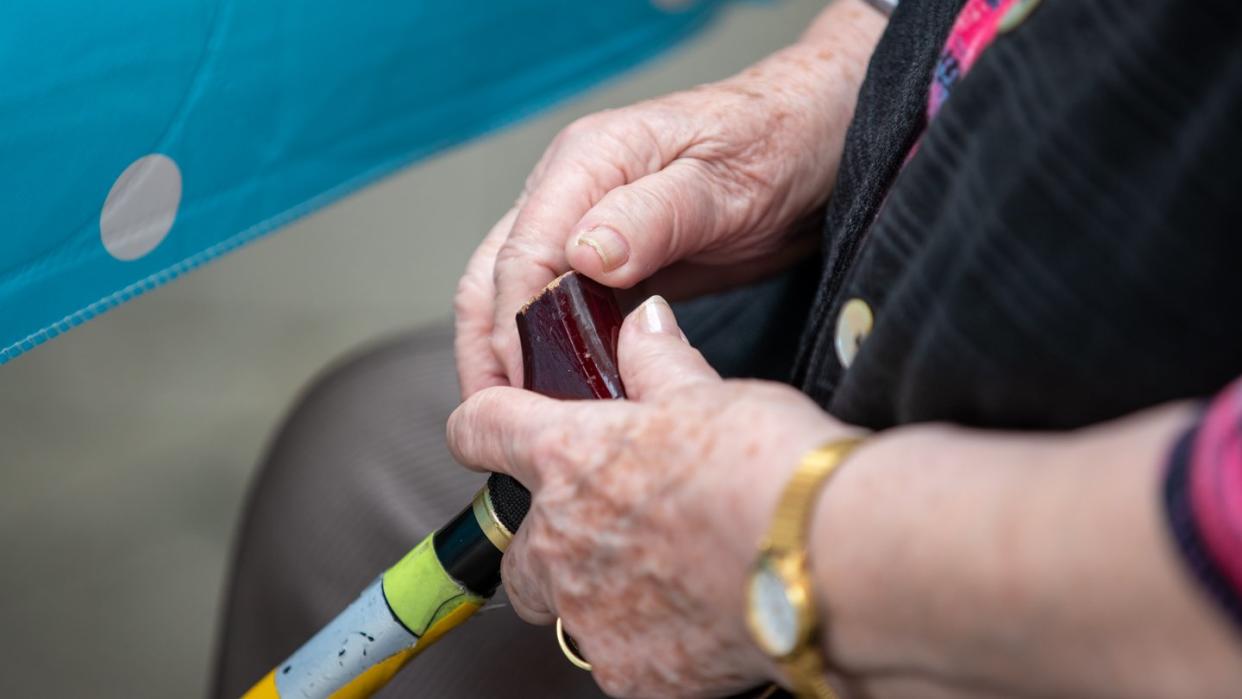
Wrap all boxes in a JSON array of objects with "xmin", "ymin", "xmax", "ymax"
[{"xmin": 1163, "ymin": 377, "xmax": 1242, "ymax": 634}]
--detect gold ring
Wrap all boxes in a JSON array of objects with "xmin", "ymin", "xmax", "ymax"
[{"xmin": 556, "ymin": 617, "xmax": 592, "ymax": 671}]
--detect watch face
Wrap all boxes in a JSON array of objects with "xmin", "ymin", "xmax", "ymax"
[{"xmin": 748, "ymin": 561, "xmax": 800, "ymax": 657}]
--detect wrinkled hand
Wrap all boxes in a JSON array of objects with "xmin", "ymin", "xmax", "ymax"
[
  {"xmin": 448, "ymin": 297, "xmax": 856, "ymax": 698},
  {"xmin": 453, "ymin": 0, "xmax": 883, "ymax": 397}
]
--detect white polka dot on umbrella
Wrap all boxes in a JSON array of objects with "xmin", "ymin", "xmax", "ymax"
[{"xmin": 100, "ymin": 153, "xmax": 182, "ymax": 262}]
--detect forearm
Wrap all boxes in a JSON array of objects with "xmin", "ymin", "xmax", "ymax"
[
  {"xmin": 785, "ymin": 0, "xmax": 887, "ymax": 130},
  {"xmin": 721, "ymin": 0, "xmax": 885, "ymax": 110},
  {"xmin": 813, "ymin": 403, "xmax": 1242, "ymax": 697}
]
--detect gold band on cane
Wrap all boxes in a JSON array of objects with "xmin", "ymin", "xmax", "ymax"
[
  {"xmin": 556, "ymin": 617, "xmax": 593, "ymax": 671},
  {"xmin": 472, "ymin": 487, "xmax": 514, "ymax": 552}
]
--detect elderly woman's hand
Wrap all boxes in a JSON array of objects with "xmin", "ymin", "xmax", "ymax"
[
  {"xmin": 453, "ymin": 0, "xmax": 887, "ymax": 397},
  {"xmin": 446, "ymin": 298, "xmax": 1242, "ymax": 699},
  {"xmin": 448, "ymin": 296, "xmax": 859, "ymax": 697}
]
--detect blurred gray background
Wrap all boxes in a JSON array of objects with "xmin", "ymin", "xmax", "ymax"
[{"xmin": 0, "ymin": 2, "xmax": 820, "ymax": 696}]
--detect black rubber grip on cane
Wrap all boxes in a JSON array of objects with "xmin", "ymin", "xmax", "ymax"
[{"xmin": 487, "ymin": 472, "xmax": 531, "ymax": 533}]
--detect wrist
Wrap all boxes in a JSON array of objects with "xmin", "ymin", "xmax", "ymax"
[
  {"xmin": 764, "ymin": 1, "xmax": 886, "ymax": 191},
  {"xmin": 720, "ymin": 0, "xmax": 884, "ymax": 140},
  {"xmin": 734, "ymin": 423, "xmax": 871, "ymax": 683},
  {"xmin": 738, "ymin": 422, "xmax": 869, "ymax": 565},
  {"xmin": 808, "ymin": 422, "xmax": 1047, "ymax": 679},
  {"xmin": 807, "ymin": 423, "xmax": 959, "ymax": 677}
]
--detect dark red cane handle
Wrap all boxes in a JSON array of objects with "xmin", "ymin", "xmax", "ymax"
[{"xmin": 486, "ymin": 271, "xmax": 627, "ymax": 530}]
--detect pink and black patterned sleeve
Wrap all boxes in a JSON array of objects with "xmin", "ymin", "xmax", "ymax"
[{"xmin": 1164, "ymin": 376, "xmax": 1242, "ymax": 630}]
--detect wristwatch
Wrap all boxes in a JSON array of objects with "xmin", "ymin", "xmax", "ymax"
[{"xmin": 744, "ymin": 438, "xmax": 864, "ymax": 699}]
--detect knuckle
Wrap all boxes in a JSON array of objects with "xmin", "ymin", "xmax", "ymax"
[
  {"xmin": 488, "ymin": 330, "xmax": 516, "ymax": 365},
  {"xmin": 566, "ymin": 155, "xmax": 621, "ymax": 192},
  {"xmin": 502, "ymin": 541, "xmax": 533, "ymax": 583},
  {"xmin": 445, "ymin": 403, "xmax": 488, "ymax": 463},
  {"xmin": 457, "ymin": 390, "xmax": 502, "ymax": 440},
  {"xmin": 506, "ymin": 587, "xmax": 545, "ymax": 623},
  {"xmin": 520, "ymin": 175, "xmax": 541, "ymax": 204},
  {"xmin": 496, "ymin": 232, "xmax": 558, "ymax": 272},
  {"xmin": 493, "ymin": 237, "xmax": 526, "ymax": 269},
  {"xmin": 561, "ymin": 112, "xmax": 608, "ymax": 140},
  {"xmin": 560, "ymin": 114, "xmax": 654, "ymax": 173},
  {"xmin": 470, "ymin": 386, "xmax": 509, "ymax": 421},
  {"xmin": 445, "ymin": 401, "xmax": 474, "ymax": 440},
  {"xmin": 500, "ymin": 546, "xmax": 526, "ymax": 587},
  {"xmin": 502, "ymin": 552, "xmax": 549, "ymax": 620},
  {"xmin": 628, "ymin": 180, "xmax": 676, "ymax": 221},
  {"xmin": 453, "ymin": 273, "xmax": 487, "ymax": 317}
]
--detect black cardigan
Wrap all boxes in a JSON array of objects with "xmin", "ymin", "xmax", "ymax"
[{"xmin": 793, "ymin": 0, "xmax": 1242, "ymax": 432}]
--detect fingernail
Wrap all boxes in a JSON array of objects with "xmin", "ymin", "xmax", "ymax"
[
  {"xmin": 640, "ymin": 296, "xmax": 680, "ymax": 336},
  {"xmin": 575, "ymin": 226, "xmax": 629, "ymax": 272}
]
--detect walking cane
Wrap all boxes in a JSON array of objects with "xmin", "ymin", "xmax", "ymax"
[{"xmin": 243, "ymin": 273, "xmax": 784, "ymax": 699}]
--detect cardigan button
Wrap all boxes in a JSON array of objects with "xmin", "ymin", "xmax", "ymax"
[{"xmin": 834, "ymin": 298, "xmax": 873, "ymax": 369}]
